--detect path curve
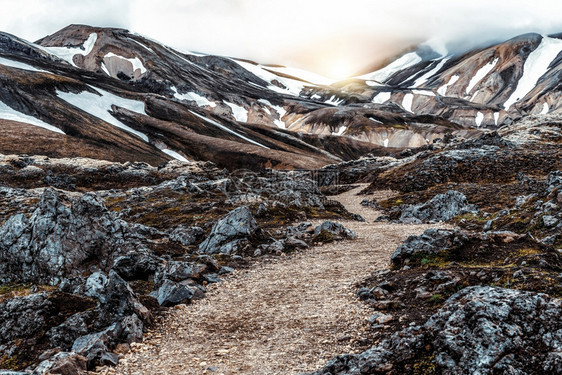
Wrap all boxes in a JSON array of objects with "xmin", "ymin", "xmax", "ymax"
[{"xmin": 99, "ymin": 186, "xmax": 444, "ymax": 375}]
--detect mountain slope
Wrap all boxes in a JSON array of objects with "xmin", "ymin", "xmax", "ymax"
[{"xmin": 2, "ymin": 25, "xmax": 562, "ymax": 166}]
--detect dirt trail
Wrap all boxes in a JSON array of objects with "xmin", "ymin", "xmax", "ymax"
[{"xmin": 101, "ymin": 185, "xmax": 445, "ymax": 375}]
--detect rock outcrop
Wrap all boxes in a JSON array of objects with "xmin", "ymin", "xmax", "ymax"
[
  {"xmin": 397, "ymin": 190, "xmax": 477, "ymax": 223},
  {"xmin": 198, "ymin": 206, "xmax": 260, "ymax": 255},
  {"xmin": 310, "ymin": 286, "xmax": 562, "ymax": 375}
]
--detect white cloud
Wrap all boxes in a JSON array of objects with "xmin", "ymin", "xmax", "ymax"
[{"xmin": 2, "ymin": 0, "xmax": 562, "ymax": 77}]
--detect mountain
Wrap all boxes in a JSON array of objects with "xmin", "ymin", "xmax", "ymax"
[
  {"xmin": 1, "ymin": 25, "xmax": 562, "ymax": 374},
  {"xmin": 1, "ymin": 25, "xmax": 562, "ymax": 168}
]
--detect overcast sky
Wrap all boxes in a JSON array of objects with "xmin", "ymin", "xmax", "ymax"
[{"xmin": 2, "ymin": 0, "xmax": 562, "ymax": 78}]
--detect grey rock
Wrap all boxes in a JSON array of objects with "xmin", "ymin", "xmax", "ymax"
[
  {"xmin": 219, "ymin": 266, "xmax": 235, "ymax": 275},
  {"xmin": 0, "ymin": 189, "xmax": 150, "ymax": 284},
  {"xmin": 168, "ymin": 225, "xmax": 205, "ymax": 246},
  {"xmin": 112, "ymin": 248, "xmax": 162, "ymax": 280},
  {"xmin": 313, "ymin": 221, "xmax": 357, "ymax": 242},
  {"xmin": 426, "ymin": 286, "xmax": 562, "ymax": 374},
  {"xmin": 391, "ymin": 228, "xmax": 469, "ymax": 267},
  {"xmin": 547, "ymin": 170, "xmax": 562, "ymax": 193},
  {"xmin": 198, "ymin": 206, "xmax": 259, "ymax": 255},
  {"xmin": 47, "ymin": 311, "xmax": 92, "ymax": 350},
  {"xmin": 310, "ymin": 286, "xmax": 562, "ymax": 375},
  {"xmin": 84, "ymin": 272, "xmax": 109, "ymax": 299},
  {"xmin": 284, "ymin": 237, "xmax": 309, "ymax": 249},
  {"xmin": 33, "ymin": 352, "xmax": 87, "ymax": 375},
  {"xmin": 149, "ymin": 279, "xmax": 193, "ymax": 307},
  {"xmin": 0, "ymin": 293, "xmax": 51, "ymax": 344},
  {"xmin": 96, "ymin": 271, "xmax": 152, "ymax": 326},
  {"xmin": 154, "ymin": 261, "xmax": 206, "ymax": 286},
  {"xmin": 543, "ymin": 215, "xmax": 559, "ymax": 228},
  {"xmin": 120, "ymin": 314, "xmax": 144, "ymax": 344},
  {"xmin": 399, "ymin": 190, "xmax": 477, "ymax": 224},
  {"xmin": 71, "ymin": 324, "xmax": 120, "ymax": 369}
]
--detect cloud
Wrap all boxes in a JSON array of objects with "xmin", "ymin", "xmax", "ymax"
[
  {"xmin": 0, "ymin": 0, "xmax": 130, "ymax": 42},
  {"xmin": 2, "ymin": 0, "xmax": 562, "ymax": 77}
]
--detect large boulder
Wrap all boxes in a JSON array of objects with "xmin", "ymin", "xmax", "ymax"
[
  {"xmin": 310, "ymin": 286, "xmax": 562, "ymax": 375},
  {"xmin": 391, "ymin": 229, "xmax": 469, "ymax": 267},
  {"xmin": 0, "ymin": 293, "xmax": 52, "ymax": 345},
  {"xmin": 32, "ymin": 352, "xmax": 88, "ymax": 375},
  {"xmin": 0, "ymin": 189, "xmax": 147, "ymax": 284},
  {"xmin": 312, "ymin": 221, "xmax": 357, "ymax": 243},
  {"xmin": 398, "ymin": 190, "xmax": 477, "ymax": 224},
  {"xmin": 149, "ymin": 279, "xmax": 194, "ymax": 307},
  {"xmin": 198, "ymin": 206, "xmax": 259, "ymax": 255}
]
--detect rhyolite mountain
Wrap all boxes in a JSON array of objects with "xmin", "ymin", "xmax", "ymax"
[{"xmin": 1, "ymin": 25, "xmax": 562, "ymax": 168}]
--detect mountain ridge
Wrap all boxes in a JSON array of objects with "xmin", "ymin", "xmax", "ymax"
[{"xmin": 1, "ymin": 25, "xmax": 562, "ymax": 167}]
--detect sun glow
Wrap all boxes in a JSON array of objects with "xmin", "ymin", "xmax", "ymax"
[{"xmin": 327, "ymin": 62, "xmax": 353, "ymax": 81}]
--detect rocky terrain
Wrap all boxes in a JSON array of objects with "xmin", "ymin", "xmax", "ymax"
[
  {"xmin": 1, "ymin": 24, "xmax": 562, "ymax": 375},
  {"xmin": 0, "ymin": 154, "xmax": 364, "ymax": 372},
  {"xmin": 307, "ymin": 116, "xmax": 562, "ymax": 374}
]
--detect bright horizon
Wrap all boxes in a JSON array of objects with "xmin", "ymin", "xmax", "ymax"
[{"xmin": 2, "ymin": 0, "xmax": 562, "ymax": 79}]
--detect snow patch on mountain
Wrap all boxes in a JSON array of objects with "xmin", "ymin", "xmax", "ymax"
[
  {"xmin": 0, "ymin": 56, "xmax": 46, "ymax": 73},
  {"xmin": 128, "ymin": 38, "xmax": 156, "ymax": 55},
  {"xmin": 504, "ymin": 36, "xmax": 562, "ymax": 109},
  {"xmin": 43, "ymin": 33, "xmax": 97, "ymax": 67},
  {"xmin": 162, "ymin": 149, "xmax": 189, "ymax": 162},
  {"xmin": 231, "ymin": 59, "xmax": 305, "ymax": 96},
  {"xmin": 189, "ymin": 110, "xmax": 268, "ymax": 149},
  {"xmin": 264, "ymin": 66, "xmax": 334, "ymax": 86},
  {"xmin": 172, "ymin": 87, "xmax": 216, "ymax": 107},
  {"xmin": 437, "ymin": 75, "xmax": 459, "ymax": 96},
  {"xmin": 101, "ymin": 62, "xmax": 110, "ymax": 76},
  {"xmin": 475, "ymin": 112, "xmax": 484, "ymax": 127},
  {"xmin": 412, "ymin": 58, "xmax": 450, "ymax": 88},
  {"xmin": 494, "ymin": 112, "xmax": 500, "ymax": 126},
  {"xmin": 466, "ymin": 58, "xmax": 499, "ymax": 94},
  {"xmin": 57, "ymin": 86, "xmax": 148, "ymax": 142},
  {"xmin": 372, "ymin": 92, "xmax": 391, "ymax": 104},
  {"xmin": 541, "ymin": 103, "xmax": 550, "ymax": 114},
  {"xmin": 412, "ymin": 90, "xmax": 435, "ymax": 97},
  {"xmin": 325, "ymin": 95, "xmax": 344, "ymax": 106},
  {"xmin": 402, "ymin": 93, "xmax": 414, "ymax": 113},
  {"xmin": 358, "ymin": 52, "xmax": 422, "ymax": 83},
  {"xmin": 104, "ymin": 52, "xmax": 147, "ymax": 74},
  {"xmin": 225, "ymin": 102, "xmax": 249, "ymax": 122},
  {"xmin": 258, "ymin": 99, "xmax": 287, "ymax": 129},
  {"xmin": 332, "ymin": 126, "xmax": 346, "ymax": 136},
  {"xmin": 0, "ymin": 100, "xmax": 64, "ymax": 134}
]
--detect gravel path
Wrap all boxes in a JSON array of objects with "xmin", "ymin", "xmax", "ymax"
[{"xmin": 99, "ymin": 185, "xmax": 444, "ymax": 375}]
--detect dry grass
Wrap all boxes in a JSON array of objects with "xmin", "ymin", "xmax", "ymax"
[{"xmin": 95, "ymin": 186, "xmax": 444, "ymax": 375}]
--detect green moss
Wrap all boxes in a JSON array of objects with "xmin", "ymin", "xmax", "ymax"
[
  {"xmin": 0, "ymin": 284, "xmax": 30, "ymax": 295},
  {"xmin": 430, "ymin": 293, "xmax": 444, "ymax": 303},
  {"xmin": 413, "ymin": 355, "xmax": 437, "ymax": 375},
  {"xmin": 0, "ymin": 353, "xmax": 20, "ymax": 370},
  {"xmin": 454, "ymin": 212, "xmax": 490, "ymax": 224},
  {"xmin": 313, "ymin": 230, "xmax": 336, "ymax": 244},
  {"xmin": 409, "ymin": 252, "xmax": 451, "ymax": 268}
]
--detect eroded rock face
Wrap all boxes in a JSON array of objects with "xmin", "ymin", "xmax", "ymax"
[
  {"xmin": 313, "ymin": 221, "xmax": 358, "ymax": 243},
  {"xmin": 0, "ymin": 188, "xmax": 144, "ymax": 284},
  {"xmin": 310, "ymin": 286, "xmax": 562, "ymax": 375},
  {"xmin": 398, "ymin": 190, "xmax": 478, "ymax": 224},
  {"xmin": 198, "ymin": 206, "xmax": 259, "ymax": 255},
  {"xmin": 33, "ymin": 352, "xmax": 88, "ymax": 375},
  {"xmin": 391, "ymin": 229, "xmax": 469, "ymax": 268}
]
